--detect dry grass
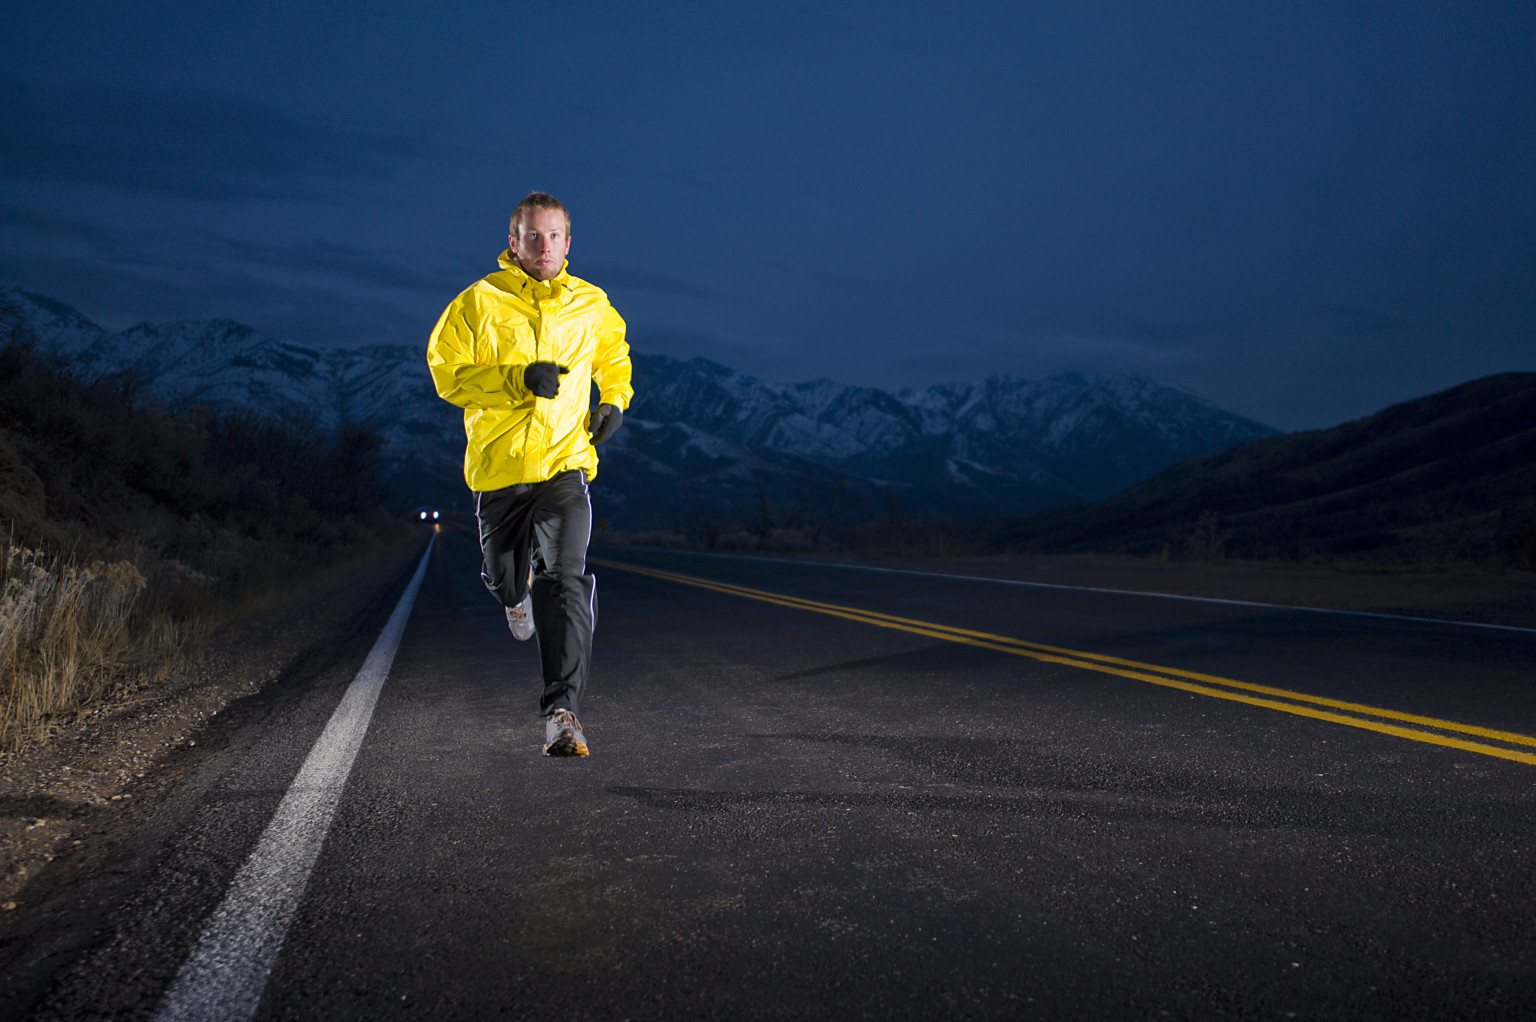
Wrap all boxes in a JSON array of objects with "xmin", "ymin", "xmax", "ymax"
[
  {"xmin": 0, "ymin": 532, "xmax": 412, "ymax": 756},
  {"xmin": 0, "ymin": 545, "xmax": 150, "ymax": 751}
]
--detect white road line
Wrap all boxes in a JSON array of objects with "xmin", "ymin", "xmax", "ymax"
[
  {"xmin": 661, "ymin": 549, "xmax": 1536, "ymax": 635},
  {"xmin": 154, "ymin": 536, "xmax": 435, "ymax": 1022}
]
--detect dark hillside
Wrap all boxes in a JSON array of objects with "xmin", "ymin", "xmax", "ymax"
[
  {"xmin": 0, "ymin": 333, "xmax": 409, "ymax": 751},
  {"xmin": 992, "ymin": 373, "xmax": 1536, "ymax": 567},
  {"xmin": 0, "ymin": 340, "xmax": 393, "ymax": 573}
]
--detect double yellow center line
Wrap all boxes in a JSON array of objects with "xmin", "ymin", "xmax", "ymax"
[{"xmin": 593, "ymin": 558, "xmax": 1536, "ymax": 767}]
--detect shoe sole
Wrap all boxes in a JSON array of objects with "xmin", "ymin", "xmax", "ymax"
[{"xmin": 543, "ymin": 732, "xmax": 589, "ymax": 757}]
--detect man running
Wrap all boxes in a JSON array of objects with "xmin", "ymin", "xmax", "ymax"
[{"xmin": 426, "ymin": 191, "xmax": 632, "ymax": 757}]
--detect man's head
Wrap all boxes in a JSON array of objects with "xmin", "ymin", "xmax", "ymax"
[{"xmin": 509, "ymin": 192, "xmax": 571, "ymax": 281}]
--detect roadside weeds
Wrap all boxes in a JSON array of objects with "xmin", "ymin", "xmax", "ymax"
[{"xmin": 0, "ymin": 539, "xmax": 423, "ymax": 933}]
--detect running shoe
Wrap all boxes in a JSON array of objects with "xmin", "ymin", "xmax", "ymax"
[
  {"xmin": 543, "ymin": 709, "xmax": 589, "ymax": 757},
  {"xmin": 505, "ymin": 592, "xmax": 534, "ymax": 641}
]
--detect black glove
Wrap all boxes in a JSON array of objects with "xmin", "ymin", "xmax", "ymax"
[
  {"xmin": 523, "ymin": 362, "xmax": 569, "ymax": 399},
  {"xmin": 588, "ymin": 403, "xmax": 623, "ymax": 444}
]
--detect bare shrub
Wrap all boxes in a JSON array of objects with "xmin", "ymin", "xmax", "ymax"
[
  {"xmin": 0, "ymin": 545, "xmax": 148, "ymax": 749},
  {"xmin": 1497, "ymin": 500, "xmax": 1536, "ymax": 571},
  {"xmin": 600, "ymin": 530, "xmax": 692, "ymax": 549},
  {"xmin": 715, "ymin": 531, "xmax": 759, "ymax": 550},
  {"xmin": 1185, "ymin": 510, "xmax": 1232, "ymax": 562},
  {"xmin": 762, "ymin": 528, "xmax": 814, "ymax": 552}
]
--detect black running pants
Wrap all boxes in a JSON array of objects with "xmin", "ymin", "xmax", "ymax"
[{"xmin": 474, "ymin": 469, "xmax": 596, "ymax": 717}]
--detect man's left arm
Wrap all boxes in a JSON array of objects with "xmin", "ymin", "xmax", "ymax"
[
  {"xmin": 587, "ymin": 305, "xmax": 631, "ymax": 445},
  {"xmin": 591, "ymin": 305, "xmax": 632, "ymax": 411}
]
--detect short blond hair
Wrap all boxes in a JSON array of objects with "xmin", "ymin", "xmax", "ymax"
[{"xmin": 510, "ymin": 192, "xmax": 571, "ymax": 237}]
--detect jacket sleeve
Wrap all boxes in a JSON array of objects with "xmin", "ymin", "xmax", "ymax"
[
  {"xmin": 425, "ymin": 294, "xmax": 530, "ymax": 408},
  {"xmin": 591, "ymin": 304, "xmax": 633, "ymax": 411}
]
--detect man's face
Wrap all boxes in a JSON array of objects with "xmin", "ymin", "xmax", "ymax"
[{"xmin": 510, "ymin": 207, "xmax": 571, "ymax": 281}]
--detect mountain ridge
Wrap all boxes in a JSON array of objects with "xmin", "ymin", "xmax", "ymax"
[{"xmin": 2, "ymin": 287, "xmax": 1279, "ymax": 527}]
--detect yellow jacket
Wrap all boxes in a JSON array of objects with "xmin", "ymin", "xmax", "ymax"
[{"xmin": 427, "ymin": 252, "xmax": 632, "ymax": 491}]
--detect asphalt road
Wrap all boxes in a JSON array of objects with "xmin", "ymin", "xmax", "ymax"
[{"xmin": 12, "ymin": 523, "xmax": 1536, "ymax": 1020}]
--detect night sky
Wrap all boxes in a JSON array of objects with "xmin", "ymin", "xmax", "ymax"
[{"xmin": 4, "ymin": 1, "xmax": 1532, "ymax": 430}]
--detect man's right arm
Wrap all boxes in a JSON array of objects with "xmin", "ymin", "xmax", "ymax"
[{"xmin": 425, "ymin": 296, "xmax": 532, "ymax": 408}]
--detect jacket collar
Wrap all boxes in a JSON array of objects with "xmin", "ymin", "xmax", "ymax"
[{"xmin": 497, "ymin": 250, "xmax": 572, "ymax": 301}]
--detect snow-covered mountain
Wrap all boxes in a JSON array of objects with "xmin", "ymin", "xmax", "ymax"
[
  {"xmin": 627, "ymin": 354, "xmax": 1273, "ymax": 498},
  {"xmin": 1, "ymin": 288, "xmax": 1277, "ymax": 527},
  {"xmin": 2, "ymin": 289, "xmax": 468, "ymax": 505}
]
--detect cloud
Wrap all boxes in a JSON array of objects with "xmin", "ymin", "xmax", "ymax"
[
  {"xmin": 0, "ymin": 76, "xmax": 443, "ymax": 200},
  {"xmin": 1026, "ymin": 332, "xmax": 1198, "ymax": 366},
  {"xmin": 764, "ymin": 259, "xmax": 871, "ymax": 292},
  {"xmin": 1316, "ymin": 303, "xmax": 1423, "ymax": 337},
  {"xmin": 2, "ymin": 200, "xmax": 478, "ymax": 303},
  {"xmin": 622, "ymin": 321, "xmax": 862, "ymax": 386},
  {"xmin": 887, "ymin": 327, "xmax": 1198, "ymax": 381},
  {"xmin": 205, "ymin": 235, "xmax": 474, "ymax": 295},
  {"xmin": 0, "ymin": 204, "xmax": 103, "ymax": 242},
  {"xmin": 0, "ymin": 247, "xmax": 435, "ymax": 350},
  {"xmin": 626, "ymin": 324, "xmax": 730, "ymax": 357},
  {"xmin": 577, "ymin": 262, "xmax": 714, "ymax": 298}
]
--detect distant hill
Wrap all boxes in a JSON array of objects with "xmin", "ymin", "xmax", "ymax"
[
  {"xmin": 2, "ymin": 287, "xmax": 1277, "ymax": 527},
  {"xmin": 991, "ymin": 373, "xmax": 1536, "ymax": 567}
]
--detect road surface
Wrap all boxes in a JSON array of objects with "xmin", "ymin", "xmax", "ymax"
[{"xmin": 9, "ymin": 523, "xmax": 1536, "ymax": 1019}]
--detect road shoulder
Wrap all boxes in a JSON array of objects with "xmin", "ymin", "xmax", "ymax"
[{"xmin": 0, "ymin": 538, "xmax": 425, "ymax": 1008}]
